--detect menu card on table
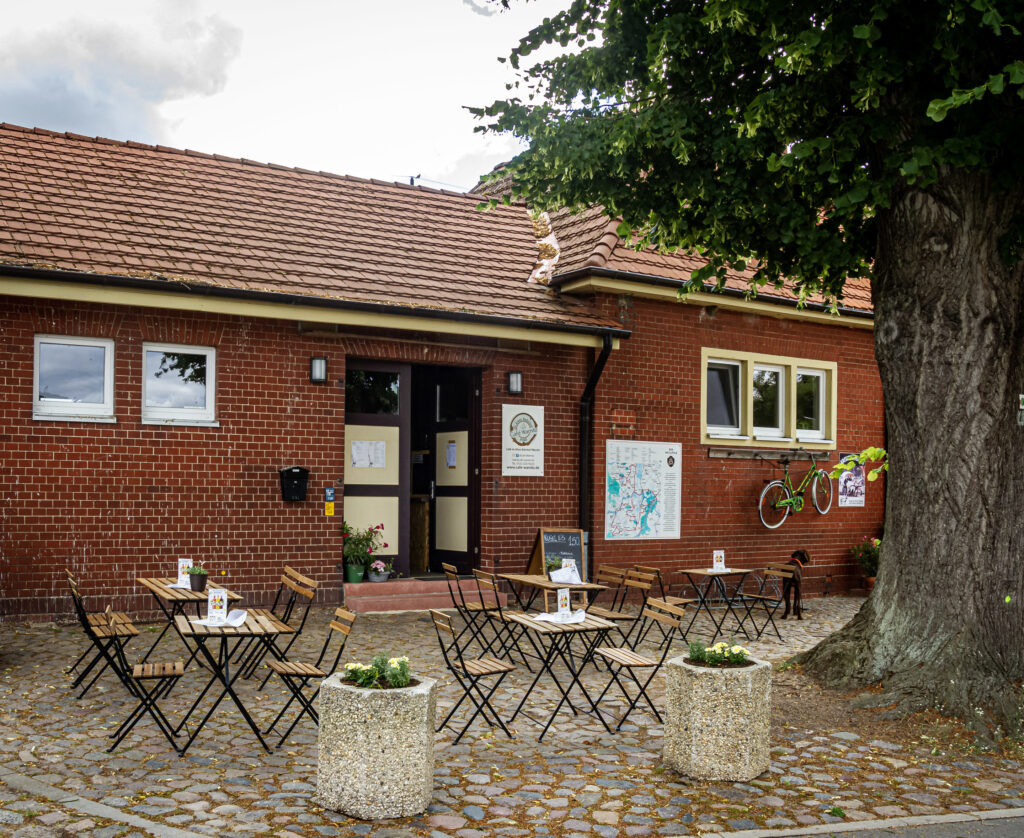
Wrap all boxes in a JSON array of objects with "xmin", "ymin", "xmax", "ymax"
[
  {"xmin": 170, "ymin": 558, "xmax": 193, "ymax": 589},
  {"xmin": 549, "ymin": 559, "xmax": 582, "ymax": 585},
  {"xmin": 207, "ymin": 588, "xmax": 228, "ymax": 624},
  {"xmin": 711, "ymin": 550, "xmax": 727, "ymax": 572}
]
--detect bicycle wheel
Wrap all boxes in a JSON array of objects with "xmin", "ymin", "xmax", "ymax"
[
  {"xmin": 758, "ymin": 480, "xmax": 792, "ymax": 529},
  {"xmin": 812, "ymin": 471, "xmax": 833, "ymax": 514}
]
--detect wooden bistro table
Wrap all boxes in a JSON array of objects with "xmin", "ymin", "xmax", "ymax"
[
  {"xmin": 678, "ymin": 567, "xmax": 757, "ymax": 644},
  {"xmin": 136, "ymin": 577, "xmax": 242, "ymax": 664},
  {"xmin": 505, "ymin": 611, "xmax": 617, "ymax": 740},
  {"xmin": 174, "ymin": 611, "xmax": 295, "ymax": 754},
  {"xmin": 497, "ymin": 573, "xmax": 607, "ymax": 612}
]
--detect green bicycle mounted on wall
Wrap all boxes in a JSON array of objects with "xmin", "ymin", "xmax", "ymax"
[{"xmin": 757, "ymin": 452, "xmax": 833, "ymax": 529}]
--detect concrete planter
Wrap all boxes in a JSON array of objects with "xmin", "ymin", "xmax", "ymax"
[
  {"xmin": 663, "ymin": 656, "xmax": 772, "ymax": 782},
  {"xmin": 317, "ymin": 674, "xmax": 436, "ymax": 819}
]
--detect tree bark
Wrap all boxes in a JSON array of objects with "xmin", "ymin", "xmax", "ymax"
[{"xmin": 800, "ymin": 167, "xmax": 1024, "ymax": 740}]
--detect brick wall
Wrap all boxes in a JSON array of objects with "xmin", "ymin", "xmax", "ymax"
[
  {"xmin": 0, "ymin": 291, "xmax": 883, "ymax": 620},
  {"xmin": 586, "ymin": 295, "xmax": 885, "ymax": 597}
]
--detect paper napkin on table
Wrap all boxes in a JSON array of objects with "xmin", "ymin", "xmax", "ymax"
[
  {"xmin": 533, "ymin": 609, "xmax": 586, "ymax": 624},
  {"xmin": 193, "ymin": 609, "xmax": 247, "ymax": 628},
  {"xmin": 549, "ymin": 565, "xmax": 582, "ymax": 585},
  {"xmin": 167, "ymin": 582, "xmax": 190, "ymax": 589}
]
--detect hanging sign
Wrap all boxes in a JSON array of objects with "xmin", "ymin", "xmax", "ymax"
[{"xmin": 501, "ymin": 404, "xmax": 544, "ymax": 476}]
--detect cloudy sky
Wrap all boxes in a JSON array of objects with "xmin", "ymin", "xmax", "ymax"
[{"xmin": 0, "ymin": 0, "xmax": 568, "ymax": 192}]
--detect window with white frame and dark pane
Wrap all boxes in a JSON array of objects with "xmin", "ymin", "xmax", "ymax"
[
  {"xmin": 753, "ymin": 364, "xmax": 785, "ymax": 438},
  {"xmin": 142, "ymin": 343, "xmax": 216, "ymax": 423},
  {"xmin": 796, "ymin": 368, "xmax": 825, "ymax": 440},
  {"xmin": 33, "ymin": 335, "xmax": 115, "ymax": 420},
  {"xmin": 706, "ymin": 360, "xmax": 741, "ymax": 435}
]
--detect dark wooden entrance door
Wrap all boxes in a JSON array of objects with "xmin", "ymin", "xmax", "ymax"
[
  {"xmin": 343, "ymin": 361, "xmax": 410, "ymax": 576},
  {"xmin": 429, "ymin": 367, "xmax": 480, "ymax": 574}
]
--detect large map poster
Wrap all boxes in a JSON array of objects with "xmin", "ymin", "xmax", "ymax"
[{"xmin": 605, "ymin": 440, "xmax": 681, "ymax": 540}]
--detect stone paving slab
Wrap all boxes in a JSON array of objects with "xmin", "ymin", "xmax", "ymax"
[{"xmin": 1, "ymin": 595, "xmax": 1022, "ymax": 838}]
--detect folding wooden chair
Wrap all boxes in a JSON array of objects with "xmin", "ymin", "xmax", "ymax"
[
  {"xmin": 107, "ymin": 651, "xmax": 185, "ymax": 753},
  {"xmin": 64, "ymin": 568, "xmax": 137, "ymax": 686},
  {"xmin": 65, "ymin": 574, "xmax": 140, "ymax": 698},
  {"xmin": 442, "ymin": 563, "xmax": 500, "ymax": 653},
  {"xmin": 586, "ymin": 566, "xmax": 638, "ymax": 643},
  {"xmin": 733, "ymin": 567, "xmax": 790, "ymax": 640},
  {"xmin": 613, "ymin": 569, "xmax": 657, "ymax": 648},
  {"xmin": 239, "ymin": 568, "xmax": 318, "ymax": 684},
  {"xmin": 430, "ymin": 609, "xmax": 515, "ymax": 744},
  {"xmin": 263, "ymin": 607, "xmax": 356, "ymax": 747},
  {"xmin": 473, "ymin": 570, "xmax": 539, "ymax": 670},
  {"xmin": 592, "ymin": 599, "xmax": 688, "ymax": 729}
]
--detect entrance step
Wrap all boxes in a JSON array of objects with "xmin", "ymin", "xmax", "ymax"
[{"xmin": 343, "ymin": 577, "xmax": 506, "ymax": 614}]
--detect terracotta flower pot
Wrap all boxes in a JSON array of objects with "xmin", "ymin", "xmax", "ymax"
[{"xmin": 864, "ymin": 576, "xmax": 876, "ymax": 593}]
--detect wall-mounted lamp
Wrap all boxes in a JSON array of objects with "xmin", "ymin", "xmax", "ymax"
[
  {"xmin": 507, "ymin": 371, "xmax": 523, "ymax": 395},
  {"xmin": 310, "ymin": 356, "xmax": 328, "ymax": 383}
]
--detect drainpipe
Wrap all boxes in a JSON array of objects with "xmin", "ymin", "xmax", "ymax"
[{"xmin": 579, "ymin": 334, "xmax": 614, "ymax": 579}]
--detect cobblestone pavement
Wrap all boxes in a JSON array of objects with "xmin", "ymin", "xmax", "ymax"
[{"xmin": 2, "ymin": 595, "xmax": 1022, "ymax": 838}]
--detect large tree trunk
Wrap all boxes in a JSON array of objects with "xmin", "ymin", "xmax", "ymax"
[{"xmin": 801, "ymin": 167, "xmax": 1024, "ymax": 740}]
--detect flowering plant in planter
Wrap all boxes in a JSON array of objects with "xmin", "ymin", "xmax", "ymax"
[
  {"xmin": 341, "ymin": 521, "xmax": 387, "ymax": 568},
  {"xmin": 369, "ymin": 558, "xmax": 392, "ymax": 575},
  {"xmin": 687, "ymin": 640, "xmax": 751, "ymax": 667},
  {"xmin": 851, "ymin": 536, "xmax": 881, "ymax": 577},
  {"xmin": 343, "ymin": 653, "xmax": 412, "ymax": 689}
]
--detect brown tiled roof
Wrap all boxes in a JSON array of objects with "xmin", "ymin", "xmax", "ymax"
[
  {"xmin": 0, "ymin": 124, "xmax": 622, "ymax": 334},
  {"xmin": 549, "ymin": 206, "xmax": 872, "ymax": 313}
]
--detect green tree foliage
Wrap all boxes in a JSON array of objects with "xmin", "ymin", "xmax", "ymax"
[{"xmin": 475, "ymin": 0, "xmax": 1024, "ymax": 298}]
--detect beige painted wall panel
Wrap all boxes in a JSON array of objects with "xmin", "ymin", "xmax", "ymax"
[
  {"xmin": 435, "ymin": 496, "xmax": 468, "ymax": 552},
  {"xmin": 435, "ymin": 430, "xmax": 469, "ymax": 487},
  {"xmin": 343, "ymin": 496, "xmax": 399, "ymax": 556},
  {"xmin": 344, "ymin": 425, "xmax": 400, "ymax": 485}
]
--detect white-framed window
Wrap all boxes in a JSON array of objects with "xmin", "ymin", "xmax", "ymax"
[
  {"xmin": 752, "ymin": 363, "xmax": 786, "ymax": 438},
  {"xmin": 700, "ymin": 348, "xmax": 836, "ymax": 449},
  {"xmin": 33, "ymin": 335, "xmax": 115, "ymax": 421},
  {"xmin": 142, "ymin": 343, "xmax": 216, "ymax": 424},
  {"xmin": 796, "ymin": 368, "xmax": 826, "ymax": 441},
  {"xmin": 705, "ymin": 359, "xmax": 743, "ymax": 436}
]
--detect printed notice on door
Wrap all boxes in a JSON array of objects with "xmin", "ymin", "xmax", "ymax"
[
  {"xmin": 351, "ymin": 440, "xmax": 386, "ymax": 469},
  {"xmin": 501, "ymin": 404, "xmax": 544, "ymax": 476},
  {"xmin": 605, "ymin": 440, "xmax": 681, "ymax": 540}
]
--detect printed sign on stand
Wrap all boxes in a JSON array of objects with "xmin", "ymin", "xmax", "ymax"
[
  {"xmin": 712, "ymin": 550, "xmax": 726, "ymax": 572},
  {"xmin": 207, "ymin": 588, "xmax": 228, "ymax": 624},
  {"xmin": 557, "ymin": 588, "xmax": 571, "ymax": 618},
  {"xmin": 177, "ymin": 558, "xmax": 192, "ymax": 586}
]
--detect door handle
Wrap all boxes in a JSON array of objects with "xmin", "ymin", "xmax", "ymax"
[{"xmin": 430, "ymin": 480, "xmax": 435, "ymax": 501}]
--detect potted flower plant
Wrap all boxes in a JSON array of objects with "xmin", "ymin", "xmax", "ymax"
[
  {"xmin": 663, "ymin": 640, "xmax": 771, "ymax": 782},
  {"xmin": 341, "ymin": 521, "xmax": 387, "ymax": 584},
  {"xmin": 187, "ymin": 560, "xmax": 209, "ymax": 592},
  {"xmin": 367, "ymin": 557, "xmax": 392, "ymax": 583},
  {"xmin": 318, "ymin": 652, "xmax": 436, "ymax": 819},
  {"xmin": 851, "ymin": 535, "xmax": 881, "ymax": 591}
]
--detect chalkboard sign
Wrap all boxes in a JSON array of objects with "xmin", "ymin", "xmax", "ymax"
[{"xmin": 527, "ymin": 527, "xmax": 586, "ymax": 580}]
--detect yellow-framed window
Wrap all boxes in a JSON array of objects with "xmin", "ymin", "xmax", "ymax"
[{"xmin": 699, "ymin": 348, "xmax": 837, "ymax": 449}]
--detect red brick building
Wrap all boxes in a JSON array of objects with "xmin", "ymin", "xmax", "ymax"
[{"xmin": 0, "ymin": 125, "xmax": 883, "ymax": 619}]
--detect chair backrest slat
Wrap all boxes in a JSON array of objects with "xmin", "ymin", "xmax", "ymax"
[
  {"xmin": 282, "ymin": 575, "xmax": 316, "ymax": 599},
  {"xmin": 284, "ymin": 566, "xmax": 318, "ymax": 589}
]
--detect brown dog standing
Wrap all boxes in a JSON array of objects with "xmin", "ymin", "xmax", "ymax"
[{"xmin": 781, "ymin": 549, "xmax": 811, "ymax": 620}]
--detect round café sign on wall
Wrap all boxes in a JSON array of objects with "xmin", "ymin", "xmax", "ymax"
[{"xmin": 509, "ymin": 412, "xmax": 539, "ymax": 446}]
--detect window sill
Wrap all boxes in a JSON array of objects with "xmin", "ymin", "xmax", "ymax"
[
  {"xmin": 798, "ymin": 436, "xmax": 834, "ymax": 444},
  {"xmin": 754, "ymin": 434, "xmax": 792, "ymax": 442},
  {"xmin": 707, "ymin": 432, "xmax": 749, "ymax": 440},
  {"xmin": 33, "ymin": 413, "xmax": 117, "ymax": 424},
  {"xmin": 141, "ymin": 419, "xmax": 220, "ymax": 428}
]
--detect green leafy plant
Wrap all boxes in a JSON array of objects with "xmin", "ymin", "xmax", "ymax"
[
  {"xmin": 187, "ymin": 561, "xmax": 208, "ymax": 576},
  {"xmin": 830, "ymin": 446, "xmax": 888, "ymax": 483},
  {"xmin": 343, "ymin": 653, "xmax": 411, "ymax": 689},
  {"xmin": 688, "ymin": 640, "xmax": 751, "ymax": 667},
  {"xmin": 341, "ymin": 521, "xmax": 387, "ymax": 568},
  {"xmin": 851, "ymin": 536, "xmax": 881, "ymax": 577}
]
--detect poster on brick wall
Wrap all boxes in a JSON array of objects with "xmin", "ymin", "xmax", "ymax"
[
  {"xmin": 837, "ymin": 454, "xmax": 867, "ymax": 508},
  {"xmin": 501, "ymin": 404, "xmax": 544, "ymax": 476},
  {"xmin": 605, "ymin": 440, "xmax": 681, "ymax": 539}
]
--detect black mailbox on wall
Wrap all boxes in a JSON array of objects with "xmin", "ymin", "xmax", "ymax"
[{"xmin": 279, "ymin": 466, "xmax": 310, "ymax": 502}]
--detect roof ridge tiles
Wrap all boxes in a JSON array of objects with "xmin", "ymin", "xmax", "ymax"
[
  {"xmin": 0, "ymin": 122, "xmax": 492, "ymax": 202},
  {"xmin": 584, "ymin": 217, "xmax": 626, "ymax": 268}
]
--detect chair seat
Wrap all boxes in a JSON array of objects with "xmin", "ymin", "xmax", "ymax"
[
  {"xmin": 464, "ymin": 601, "xmax": 500, "ymax": 613},
  {"xmin": 739, "ymin": 593, "xmax": 781, "ymax": 603},
  {"xmin": 132, "ymin": 661, "xmax": 184, "ymax": 679},
  {"xmin": 661, "ymin": 596, "xmax": 697, "ymax": 606},
  {"xmin": 267, "ymin": 659, "xmax": 325, "ymax": 677},
  {"xmin": 587, "ymin": 606, "xmax": 635, "ymax": 621},
  {"xmin": 595, "ymin": 647, "xmax": 657, "ymax": 668},
  {"xmin": 455, "ymin": 657, "xmax": 516, "ymax": 677}
]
